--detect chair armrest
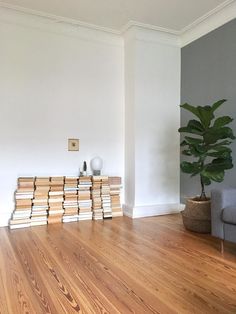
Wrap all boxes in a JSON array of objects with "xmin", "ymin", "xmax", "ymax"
[{"xmin": 211, "ymin": 188, "xmax": 236, "ymax": 239}]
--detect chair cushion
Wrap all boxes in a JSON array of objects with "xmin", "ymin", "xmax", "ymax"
[{"xmin": 222, "ymin": 206, "xmax": 236, "ymax": 225}]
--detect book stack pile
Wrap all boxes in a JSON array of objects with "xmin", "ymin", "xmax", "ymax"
[
  {"xmin": 63, "ymin": 177, "xmax": 79, "ymax": 223},
  {"xmin": 78, "ymin": 176, "xmax": 92, "ymax": 221},
  {"xmin": 9, "ymin": 177, "xmax": 34, "ymax": 229},
  {"xmin": 109, "ymin": 177, "xmax": 123, "ymax": 217},
  {"xmin": 101, "ymin": 176, "xmax": 112, "ymax": 219},
  {"xmin": 10, "ymin": 175, "xmax": 123, "ymax": 229},
  {"xmin": 48, "ymin": 177, "xmax": 64, "ymax": 224},
  {"xmin": 31, "ymin": 177, "xmax": 50, "ymax": 226},
  {"xmin": 91, "ymin": 176, "xmax": 103, "ymax": 220}
]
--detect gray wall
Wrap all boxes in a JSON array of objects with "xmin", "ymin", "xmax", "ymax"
[{"xmin": 181, "ymin": 19, "xmax": 236, "ymax": 203}]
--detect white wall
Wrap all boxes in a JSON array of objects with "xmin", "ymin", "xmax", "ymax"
[
  {"xmin": 0, "ymin": 7, "xmax": 181, "ymax": 226},
  {"xmin": 124, "ymin": 27, "xmax": 181, "ymax": 218},
  {"xmin": 124, "ymin": 29, "xmax": 135, "ymax": 209},
  {"xmin": 0, "ymin": 8, "xmax": 124, "ymax": 226}
]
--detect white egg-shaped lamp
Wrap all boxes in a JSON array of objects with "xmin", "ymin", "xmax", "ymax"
[{"xmin": 90, "ymin": 156, "xmax": 103, "ymax": 175}]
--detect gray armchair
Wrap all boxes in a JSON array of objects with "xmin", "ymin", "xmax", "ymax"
[{"xmin": 211, "ymin": 188, "xmax": 236, "ymax": 252}]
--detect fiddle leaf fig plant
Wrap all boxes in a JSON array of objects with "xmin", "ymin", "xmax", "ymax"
[{"xmin": 179, "ymin": 99, "xmax": 235, "ymax": 201}]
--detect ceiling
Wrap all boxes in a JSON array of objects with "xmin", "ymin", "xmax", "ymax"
[{"xmin": 0, "ymin": 0, "xmax": 233, "ymax": 33}]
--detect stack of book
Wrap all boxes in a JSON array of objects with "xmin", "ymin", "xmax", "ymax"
[
  {"xmin": 48, "ymin": 177, "xmax": 64, "ymax": 224},
  {"xmin": 63, "ymin": 176, "xmax": 79, "ymax": 223},
  {"xmin": 31, "ymin": 177, "xmax": 49, "ymax": 226},
  {"xmin": 9, "ymin": 177, "xmax": 34, "ymax": 229},
  {"xmin": 10, "ymin": 175, "xmax": 123, "ymax": 229},
  {"xmin": 109, "ymin": 176, "xmax": 123, "ymax": 217},
  {"xmin": 101, "ymin": 176, "xmax": 112, "ymax": 219},
  {"xmin": 91, "ymin": 176, "xmax": 103, "ymax": 220},
  {"xmin": 78, "ymin": 176, "xmax": 92, "ymax": 221}
]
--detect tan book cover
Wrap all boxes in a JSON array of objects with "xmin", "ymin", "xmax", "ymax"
[
  {"xmin": 49, "ymin": 185, "xmax": 64, "ymax": 190},
  {"xmin": 16, "ymin": 199, "xmax": 32, "ymax": 206},
  {"xmin": 48, "ymin": 216, "xmax": 62, "ymax": 224},
  {"xmin": 10, "ymin": 218, "xmax": 31, "ymax": 225},
  {"xmin": 49, "ymin": 205, "xmax": 63, "ymax": 210},
  {"xmin": 18, "ymin": 177, "xmax": 35, "ymax": 182},
  {"xmin": 50, "ymin": 176, "xmax": 64, "ymax": 181}
]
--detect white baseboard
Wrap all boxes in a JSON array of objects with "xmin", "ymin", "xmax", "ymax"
[
  {"xmin": 0, "ymin": 213, "xmax": 10, "ymax": 227},
  {"xmin": 123, "ymin": 203, "xmax": 184, "ymax": 218}
]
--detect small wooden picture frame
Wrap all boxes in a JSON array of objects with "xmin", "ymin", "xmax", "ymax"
[{"xmin": 68, "ymin": 139, "xmax": 79, "ymax": 151}]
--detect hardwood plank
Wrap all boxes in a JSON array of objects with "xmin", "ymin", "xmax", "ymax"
[
  {"xmin": 64, "ymin": 220, "xmax": 234, "ymax": 313},
  {"xmin": 0, "ymin": 214, "xmax": 236, "ymax": 313},
  {"xmin": 9, "ymin": 229, "xmax": 81, "ymax": 313},
  {"xmin": 0, "ymin": 230, "xmax": 39, "ymax": 314},
  {"xmin": 41, "ymin": 225, "xmax": 168, "ymax": 313}
]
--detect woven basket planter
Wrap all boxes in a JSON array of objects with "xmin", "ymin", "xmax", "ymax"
[{"xmin": 181, "ymin": 197, "xmax": 211, "ymax": 234}]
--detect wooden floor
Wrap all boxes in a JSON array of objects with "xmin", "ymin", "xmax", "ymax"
[{"xmin": 1, "ymin": 215, "xmax": 236, "ymax": 313}]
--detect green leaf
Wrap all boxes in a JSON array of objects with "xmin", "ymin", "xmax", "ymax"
[
  {"xmin": 179, "ymin": 119, "xmax": 205, "ymax": 135},
  {"xmin": 209, "ymin": 145, "xmax": 232, "ymax": 152},
  {"xmin": 207, "ymin": 151, "xmax": 231, "ymax": 158},
  {"xmin": 214, "ymin": 116, "xmax": 233, "ymax": 128},
  {"xmin": 184, "ymin": 136, "xmax": 203, "ymax": 145},
  {"xmin": 180, "ymin": 140, "xmax": 188, "ymax": 147},
  {"xmin": 211, "ymin": 99, "xmax": 227, "ymax": 112},
  {"xmin": 180, "ymin": 100, "xmax": 228, "ymax": 129},
  {"xmin": 205, "ymin": 158, "xmax": 233, "ymax": 172},
  {"xmin": 204, "ymin": 127, "xmax": 235, "ymax": 144},
  {"xmin": 220, "ymin": 127, "xmax": 235, "ymax": 139},
  {"xmin": 180, "ymin": 161, "xmax": 201, "ymax": 174},
  {"xmin": 209, "ymin": 141, "xmax": 232, "ymax": 150},
  {"xmin": 207, "ymin": 145, "xmax": 232, "ymax": 158},
  {"xmin": 182, "ymin": 150, "xmax": 192, "ymax": 156},
  {"xmin": 180, "ymin": 103, "xmax": 200, "ymax": 119},
  {"xmin": 178, "ymin": 126, "xmax": 203, "ymax": 135},
  {"xmin": 197, "ymin": 106, "xmax": 214, "ymax": 128},
  {"xmin": 195, "ymin": 145, "xmax": 207, "ymax": 154},
  {"xmin": 201, "ymin": 170, "xmax": 225, "ymax": 182},
  {"xmin": 212, "ymin": 157, "xmax": 233, "ymax": 169},
  {"xmin": 187, "ymin": 120, "xmax": 204, "ymax": 132}
]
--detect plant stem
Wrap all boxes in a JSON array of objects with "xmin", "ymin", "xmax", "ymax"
[{"xmin": 200, "ymin": 175, "xmax": 207, "ymax": 200}]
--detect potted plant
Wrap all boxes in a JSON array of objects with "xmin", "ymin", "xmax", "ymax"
[{"xmin": 179, "ymin": 99, "xmax": 235, "ymax": 233}]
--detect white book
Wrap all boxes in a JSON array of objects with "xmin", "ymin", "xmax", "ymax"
[
  {"xmin": 31, "ymin": 211, "xmax": 48, "ymax": 215},
  {"xmin": 49, "ymin": 192, "xmax": 64, "ymax": 196},
  {"xmin": 77, "ymin": 217, "xmax": 92, "ymax": 221},
  {"xmin": 48, "ymin": 210, "xmax": 64, "ymax": 215},
  {"xmin": 13, "ymin": 212, "xmax": 31, "ymax": 218},
  {"xmin": 9, "ymin": 223, "xmax": 31, "ymax": 229},
  {"xmin": 31, "ymin": 216, "xmax": 47, "ymax": 221},
  {"xmin": 13, "ymin": 210, "xmax": 31, "ymax": 216},
  {"xmin": 32, "ymin": 205, "xmax": 49, "ymax": 209},
  {"xmin": 79, "ymin": 212, "xmax": 92, "ymax": 215},
  {"xmin": 31, "ymin": 221, "xmax": 47, "ymax": 226},
  {"xmin": 48, "ymin": 198, "xmax": 64, "ymax": 203},
  {"xmin": 63, "ymin": 218, "xmax": 78, "ymax": 223},
  {"xmin": 15, "ymin": 195, "xmax": 34, "ymax": 199}
]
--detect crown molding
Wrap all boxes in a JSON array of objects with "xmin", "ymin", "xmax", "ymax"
[
  {"xmin": 181, "ymin": 0, "xmax": 235, "ymax": 33},
  {"xmin": 0, "ymin": 4, "xmax": 123, "ymax": 46},
  {"xmin": 0, "ymin": 1, "xmax": 180, "ymax": 37},
  {"xmin": 0, "ymin": 1, "xmax": 120, "ymax": 35},
  {"xmin": 0, "ymin": 0, "xmax": 235, "ymax": 47},
  {"xmin": 124, "ymin": 25, "xmax": 180, "ymax": 47},
  {"xmin": 181, "ymin": 0, "xmax": 236, "ymax": 47},
  {"xmin": 121, "ymin": 20, "xmax": 180, "ymax": 36}
]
